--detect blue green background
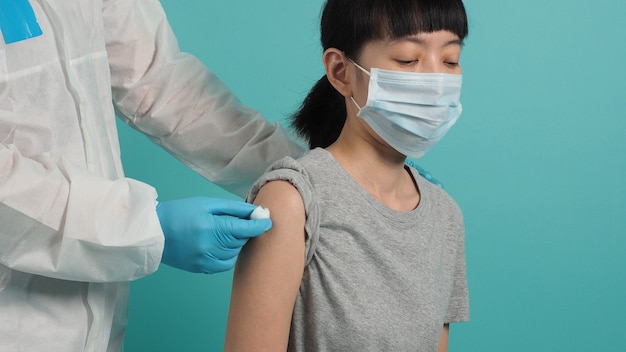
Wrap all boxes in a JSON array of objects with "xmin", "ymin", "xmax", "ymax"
[{"xmin": 118, "ymin": 1, "xmax": 626, "ymax": 351}]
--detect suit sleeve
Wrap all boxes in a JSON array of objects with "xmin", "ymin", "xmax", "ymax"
[
  {"xmin": 0, "ymin": 144, "xmax": 164, "ymax": 282},
  {"xmin": 103, "ymin": 0, "xmax": 306, "ymax": 198}
]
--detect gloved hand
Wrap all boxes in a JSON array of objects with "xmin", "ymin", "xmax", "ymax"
[{"xmin": 156, "ymin": 197, "xmax": 271, "ymax": 274}]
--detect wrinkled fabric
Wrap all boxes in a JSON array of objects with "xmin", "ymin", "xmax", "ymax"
[{"xmin": 0, "ymin": 0, "xmax": 304, "ymax": 351}]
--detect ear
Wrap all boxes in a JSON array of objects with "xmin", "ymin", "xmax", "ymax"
[{"xmin": 323, "ymin": 48, "xmax": 353, "ymax": 98}]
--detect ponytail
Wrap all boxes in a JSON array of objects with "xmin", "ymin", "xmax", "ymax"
[{"xmin": 290, "ymin": 75, "xmax": 346, "ymax": 149}]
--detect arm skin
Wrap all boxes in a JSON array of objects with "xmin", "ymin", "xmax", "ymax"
[
  {"xmin": 438, "ymin": 324, "xmax": 450, "ymax": 352},
  {"xmin": 225, "ymin": 180, "xmax": 306, "ymax": 351}
]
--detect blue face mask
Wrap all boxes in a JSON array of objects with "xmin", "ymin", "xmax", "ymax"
[{"xmin": 349, "ymin": 60, "xmax": 463, "ymax": 158}]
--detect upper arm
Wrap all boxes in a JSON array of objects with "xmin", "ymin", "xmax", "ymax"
[
  {"xmin": 225, "ymin": 180, "xmax": 306, "ymax": 352},
  {"xmin": 437, "ymin": 324, "xmax": 450, "ymax": 352}
]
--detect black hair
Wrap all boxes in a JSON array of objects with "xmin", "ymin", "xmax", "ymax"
[{"xmin": 291, "ymin": 0, "xmax": 469, "ymax": 149}]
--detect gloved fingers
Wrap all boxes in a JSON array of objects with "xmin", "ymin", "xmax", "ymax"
[
  {"xmin": 219, "ymin": 216, "xmax": 273, "ymax": 241},
  {"xmin": 213, "ymin": 215, "xmax": 271, "ymax": 244},
  {"xmin": 202, "ymin": 254, "xmax": 238, "ymax": 274},
  {"xmin": 179, "ymin": 244, "xmax": 241, "ymax": 274},
  {"xmin": 213, "ymin": 230, "xmax": 249, "ymax": 252},
  {"xmin": 203, "ymin": 198, "xmax": 259, "ymax": 219}
]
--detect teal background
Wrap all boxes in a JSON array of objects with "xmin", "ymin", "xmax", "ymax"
[{"xmin": 118, "ymin": 1, "xmax": 626, "ymax": 351}]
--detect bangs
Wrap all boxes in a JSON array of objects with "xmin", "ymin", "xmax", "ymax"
[
  {"xmin": 321, "ymin": 0, "xmax": 469, "ymax": 60},
  {"xmin": 364, "ymin": 0, "xmax": 468, "ymax": 43}
]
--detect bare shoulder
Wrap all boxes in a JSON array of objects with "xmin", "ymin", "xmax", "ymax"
[{"xmin": 253, "ymin": 180, "xmax": 305, "ymax": 224}]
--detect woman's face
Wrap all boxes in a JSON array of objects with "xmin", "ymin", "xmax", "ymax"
[
  {"xmin": 356, "ymin": 30, "xmax": 463, "ymax": 74},
  {"xmin": 344, "ymin": 30, "xmax": 463, "ymax": 158}
]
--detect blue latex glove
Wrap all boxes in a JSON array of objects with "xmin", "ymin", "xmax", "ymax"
[
  {"xmin": 406, "ymin": 160, "xmax": 444, "ymax": 188},
  {"xmin": 156, "ymin": 197, "xmax": 271, "ymax": 274}
]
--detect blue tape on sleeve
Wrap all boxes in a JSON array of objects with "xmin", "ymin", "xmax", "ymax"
[{"xmin": 0, "ymin": 0, "xmax": 43, "ymax": 44}]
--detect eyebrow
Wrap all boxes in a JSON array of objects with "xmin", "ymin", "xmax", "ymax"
[{"xmin": 396, "ymin": 37, "xmax": 463, "ymax": 47}]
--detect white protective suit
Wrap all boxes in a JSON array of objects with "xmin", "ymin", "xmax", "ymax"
[{"xmin": 0, "ymin": 1, "xmax": 304, "ymax": 351}]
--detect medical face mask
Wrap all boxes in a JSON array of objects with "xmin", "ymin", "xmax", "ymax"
[{"xmin": 349, "ymin": 60, "xmax": 463, "ymax": 158}]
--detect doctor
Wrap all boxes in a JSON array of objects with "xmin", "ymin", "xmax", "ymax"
[{"xmin": 0, "ymin": 0, "xmax": 304, "ymax": 351}]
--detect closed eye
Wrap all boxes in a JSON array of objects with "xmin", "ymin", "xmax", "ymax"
[{"xmin": 396, "ymin": 60, "xmax": 418, "ymax": 66}]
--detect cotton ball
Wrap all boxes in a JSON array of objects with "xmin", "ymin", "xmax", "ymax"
[{"xmin": 249, "ymin": 206, "xmax": 270, "ymax": 220}]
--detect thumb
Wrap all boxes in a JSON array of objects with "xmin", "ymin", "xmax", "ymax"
[
  {"xmin": 202, "ymin": 198, "xmax": 258, "ymax": 219},
  {"xmin": 225, "ymin": 217, "xmax": 272, "ymax": 240}
]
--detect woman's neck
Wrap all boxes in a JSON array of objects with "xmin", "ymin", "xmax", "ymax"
[{"xmin": 326, "ymin": 137, "xmax": 420, "ymax": 212}]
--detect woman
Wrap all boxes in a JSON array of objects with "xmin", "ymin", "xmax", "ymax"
[{"xmin": 226, "ymin": 0, "xmax": 470, "ymax": 350}]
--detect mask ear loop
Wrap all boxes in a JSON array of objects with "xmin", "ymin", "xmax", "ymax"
[
  {"xmin": 345, "ymin": 56, "xmax": 371, "ymax": 110},
  {"xmin": 350, "ymin": 96, "xmax": 363, "ymax": 110},
  {"xmin": 346, "ymin": 57, "xmax": 371, "ymax": 76}
]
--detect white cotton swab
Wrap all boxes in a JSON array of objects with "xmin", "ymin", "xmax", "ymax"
[{"xmin": 249, "ymin": 206, "xmax": 270, "ymax": 220}]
